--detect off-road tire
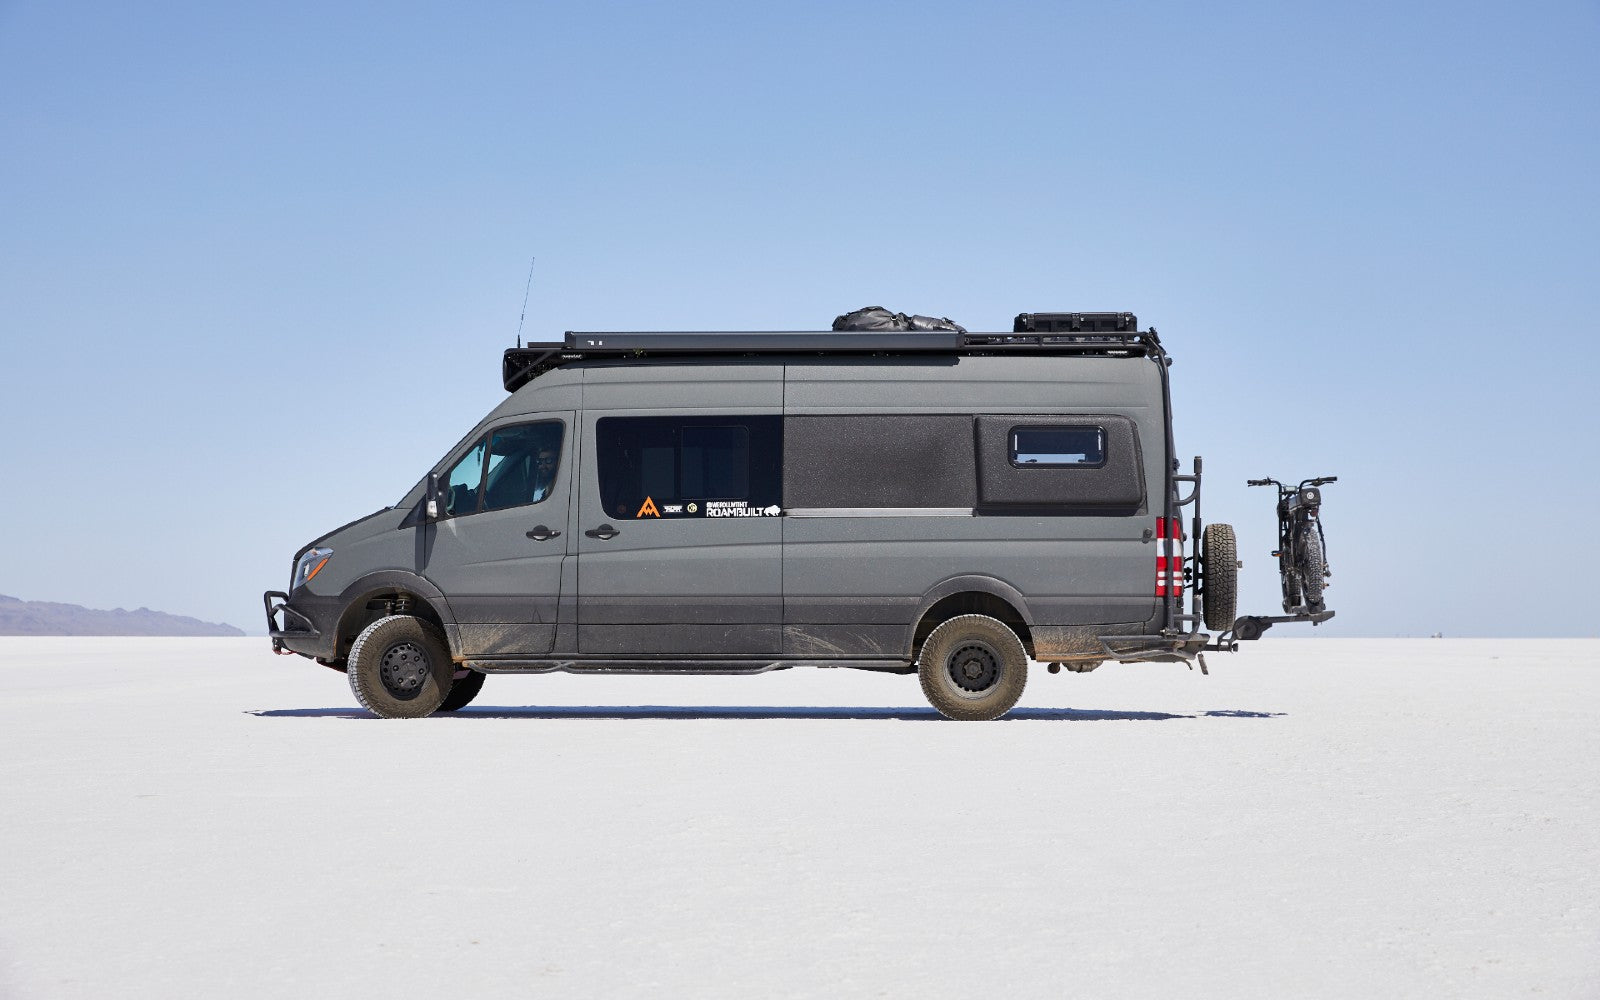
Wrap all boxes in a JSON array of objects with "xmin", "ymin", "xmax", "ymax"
[
  {"xmin": 437, "ymin": 668, "xmax": 486, "ymax": 712},
  {"xmin": 1295, "ymin": 525, "xmax": 1326, "ymax": 613},
  {"xmin": 917, "ymin": 614, "xmax": 1028, "ymax": 721},
  {"xmin": 347, "ymin": 615, "xmax": 453, "ymax": 719},
  {"xmin": 1202, "ymin": 522, "xmax": 1239, "ymax": 632}
]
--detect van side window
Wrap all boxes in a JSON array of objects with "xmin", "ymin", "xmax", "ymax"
[
  {"xmin": 1010, "ymin": 426, "xmax": 1106, "ymax": 468},
  {"xmin": 444, "ymin": 439, "xmax": 486, "ymax": 516},
  {"xmin": 483, "ymin": 421, "xmax": 564, "ymax": 511},
  {"xmin": 597, "ymin": 416, "xmax": 781, "ymax": 520},
  {"xmin": 974, "ymin": 414, "xmax": 1145, "ymax": 512}
]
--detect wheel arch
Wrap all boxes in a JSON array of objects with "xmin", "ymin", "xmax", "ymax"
[
  {"xmin": 333, "ymin": 571, "xmax": 455, "ymax": 662},
  {"xmin": 905, "ymin": 576, "xmax": 1034, "ymax": 661}
]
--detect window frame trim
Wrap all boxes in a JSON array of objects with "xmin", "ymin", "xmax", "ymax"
[{"xmin": 1006, "ymin": 423, "xmax": 1110, "ymax": 471}]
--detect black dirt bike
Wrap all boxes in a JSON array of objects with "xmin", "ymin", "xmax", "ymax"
[{"xmin": 1248, "ymin": 476, "xmax": 1336, "ymax": 616}]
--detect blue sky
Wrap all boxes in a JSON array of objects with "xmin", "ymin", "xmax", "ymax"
[{"xmin": 2, "ymin": 1, "xmax": 1596, "ymax": 635}]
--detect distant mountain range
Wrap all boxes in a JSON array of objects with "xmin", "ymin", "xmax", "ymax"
[{"xmin": 0, "ymin": 594, "xmax": 246, "ymax": 636}]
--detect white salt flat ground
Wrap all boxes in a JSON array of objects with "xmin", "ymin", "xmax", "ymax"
[{"xmin": 0, "ymin": 638, "xmax": 1596, "ymax": 1000}]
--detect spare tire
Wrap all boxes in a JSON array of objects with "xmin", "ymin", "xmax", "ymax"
[{"xmin": 1202, "ymin": 523, "xmax": 1238, "ymax": 632}]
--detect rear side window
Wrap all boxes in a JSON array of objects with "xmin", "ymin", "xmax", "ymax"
[
  {"xmin": 1010, "ymin": 426, "xmax": 1106, "ymax": 468},
  {"xmin": 974, "ymin": 414, "xmax": 1145, "ymax": 512},
  {"xmin": 597, "ymin": 415, "xmax": 781, "ymax": 520}
]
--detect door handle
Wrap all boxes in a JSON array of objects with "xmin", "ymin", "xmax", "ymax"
[
  {"xmin": 585, "ymin": 524, "xmax": 620, "ymax": 540},
  {"xmin": 525, "ymin": 525, "xmax": 561, "ymax": 541}
]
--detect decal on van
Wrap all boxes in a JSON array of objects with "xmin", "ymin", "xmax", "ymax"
[
  {"xmin": 705, "ymin": 501, "xmax": 750, "ymax": 518},
  {"xmin": 702, "ymin": 501, "xmax": 782, "ymax": 518},
  {"xmin": 629, "ymin": 497, "xmax": 779, "ymax": 519}
]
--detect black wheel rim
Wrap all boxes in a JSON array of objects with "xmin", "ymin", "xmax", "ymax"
[
  {"xmin": 379, "ymin": 641, "xmax": 430, "ymax": 699},
  {"xmin": 947, "ymin": 641, "xmax": 1002, "ymax": 693}
]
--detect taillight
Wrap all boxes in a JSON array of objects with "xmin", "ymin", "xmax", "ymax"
[{"xmin": 1156, "ymin": 517, "xmax": 1185, "ymax": 597}]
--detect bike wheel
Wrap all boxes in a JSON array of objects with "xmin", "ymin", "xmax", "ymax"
[{"xmin": 1295, "ymin": 524, "xmax": 1326, "ymax": 613}]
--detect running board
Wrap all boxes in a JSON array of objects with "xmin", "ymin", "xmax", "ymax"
[{"xmin": 462, "ymin": 657, "xmax": 911, "ymax": 675}]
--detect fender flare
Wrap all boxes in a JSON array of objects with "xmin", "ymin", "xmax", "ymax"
[
  {"xmin": 332, "ymin": 571, "xmax": 456, "ymax": 657},
  {"xmin": 901, "ymin": 575, "xmax": 1035, "ymax": 658}
]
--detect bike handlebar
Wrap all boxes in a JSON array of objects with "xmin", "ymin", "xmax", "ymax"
[{"xmin": 1248, "ymin": 475, "xmax": 1338, "ymax": 490}]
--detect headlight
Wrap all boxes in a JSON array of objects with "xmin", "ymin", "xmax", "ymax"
[{"xmin": 292, "ymin": 547, "xmax": 333, "ymax": 590}]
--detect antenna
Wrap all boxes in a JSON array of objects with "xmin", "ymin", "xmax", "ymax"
[{"xmin": 515, "ymin": 256, "xmax": 536, "ymax": 349}]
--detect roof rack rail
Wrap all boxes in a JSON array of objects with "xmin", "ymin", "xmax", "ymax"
[{"xmin": 502, "ymin": 324, "xmax": 1162, "ymax": 392}]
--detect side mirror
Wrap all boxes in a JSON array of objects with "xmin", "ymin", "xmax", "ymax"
[{"xmin": 425, "ymin": 473, "xmax": 442, "ymax": 520}]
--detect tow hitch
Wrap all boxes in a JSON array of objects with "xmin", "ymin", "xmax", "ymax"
[{"xmin": 1230, "ymin": 609, "xmax": 1336, "ymax": 642}]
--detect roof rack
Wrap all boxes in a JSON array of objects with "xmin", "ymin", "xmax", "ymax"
[{"xmin": 502, "ymin": 322, "xmax": 1162, "ymax": 393}]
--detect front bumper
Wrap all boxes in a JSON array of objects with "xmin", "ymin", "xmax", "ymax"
[{"xmin": 263, "ymin": 590, "xmax": 341, "ymax": 660}]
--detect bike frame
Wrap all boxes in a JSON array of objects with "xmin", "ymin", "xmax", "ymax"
[
  {"xmin": 1227, "ymin": 476, "xmax": 1338, "ymax": 642},
  {"xmin": 1276, "ymin": 479, "xmax": 1327, "ymax": 613}
]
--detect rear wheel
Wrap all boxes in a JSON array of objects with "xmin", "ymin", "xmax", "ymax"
[
  {"xmin": 917, "ymin": 614, "xmax": 1028, "ymax": 721},
  {"xmin": 347, "ymin": 615, "xmax": 453, "ymax": 719},
  {"xmin": 1202, "ymin": 523, "xmax": 1238, "ymax": 632},
  {"xmin": 437, "ymin": 668, "xmax": 486, "ymax": 712},
  {"xmin": 1295, "ymin": 525, "xmax": 1326, "ymax": 613}
]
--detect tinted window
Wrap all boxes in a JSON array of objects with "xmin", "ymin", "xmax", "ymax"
[
  {"xmin": 682, "ymin": 426, "xmax": 749, "ymax": 499},
  {"xmin": 1011, "ymin": 426, "xmax": 1106, "ymax": 468},
  {"xmin": 483, "ymin": 421, "xmax": 564, "ymax": 511},
  {"xmin": 598, "ymin": 416, "xmax": 780, "ymax": 520}
]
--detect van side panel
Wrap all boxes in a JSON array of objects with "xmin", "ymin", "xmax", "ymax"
[
  {"xmin": 785, "ymin": 414, "xmax": 976, "ymax": 509},
  {"xmin": 575, "ymin": 362, "xmax": 785, "ymax": 656},
  {"xmin": 782, "ymin": 356, "xmax": 1163, "ymax": 658}
]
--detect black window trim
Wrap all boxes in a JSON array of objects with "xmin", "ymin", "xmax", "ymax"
[{"xmin": 1007, "ymin": 422, "xmax": 1109, "ymax": 470}]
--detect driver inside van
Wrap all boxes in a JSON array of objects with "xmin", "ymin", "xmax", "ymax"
[
  {"xmin": 482, "ymin": 423, "xmax": 563, "ymax": 511},
  {"xmin": 530, "ymin": 446, "xmax": 558, "ymax": 502}
]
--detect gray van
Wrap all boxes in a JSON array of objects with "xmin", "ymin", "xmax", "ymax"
[{"xmin": 264, "ymin": 312, "xmax": 1332, "ymax": 720}]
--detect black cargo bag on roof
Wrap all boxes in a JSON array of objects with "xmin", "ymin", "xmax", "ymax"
[{"xmin": 832, "ymin": 306, "xmax": 967, "ymax": 334}]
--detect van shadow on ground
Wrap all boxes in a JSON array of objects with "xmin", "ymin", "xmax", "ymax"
[{"xmin": 251, "ymin": 706, "xmax": 1284, "ymax": 722}]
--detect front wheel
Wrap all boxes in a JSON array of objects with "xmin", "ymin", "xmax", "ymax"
[
  {"xmin": 917, "ymin": 614, "xmax": 1028, "ymax": 721},
  {"xmin": 347, "ymin": 615, "xmax": 454, "ymax": 719}
]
